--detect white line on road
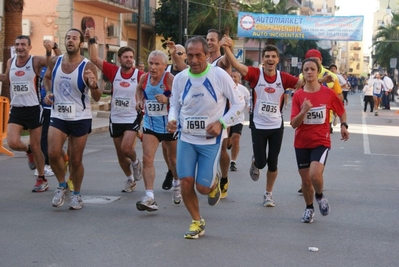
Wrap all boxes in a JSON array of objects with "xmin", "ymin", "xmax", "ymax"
[{"xmin": 360, "ymin": 95, "xmax": 371, "ymax": 154}]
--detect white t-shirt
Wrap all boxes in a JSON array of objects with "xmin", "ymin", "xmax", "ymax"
[
  {"xmin": 168, "ymin": 64, "xmax": 245, "ymax": 145},
  {"xmin": 234, "ymin": 83, "xmax": 250, "ymax": 125},
  {"xmin": 383, "ymin": 76, "xmax": 394, "ymax": 92}
]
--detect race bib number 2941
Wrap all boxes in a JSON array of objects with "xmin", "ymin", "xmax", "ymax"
[{"xmin": 55, "ymin": 102, "xmax": 75, "ymax": 119}]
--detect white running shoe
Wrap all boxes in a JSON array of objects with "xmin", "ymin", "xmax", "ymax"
[
  {"xmin": 34, "ymin": 165, "xmax": 54, "ymax": 177},
  {"xmin": 69, "ymin": 194, "xmax": 83, "ymax": 210},
  {"xmin": 121, "ymin": 179, "xmax": 136, "ymax": 193},
  {"xmin": 263, "ymin": 192, "xmax": 275, "ymax": 207},
  {"xmin": 172, "ymin": 184, "xmax": 182, "ymax": 204},
  {"xmin": 52, "ymin": 187, "xmax": 70, "ymax": 207},
  {"xmin": 132, "ymin": 160, "xmax": 143, "ymax": 181}
]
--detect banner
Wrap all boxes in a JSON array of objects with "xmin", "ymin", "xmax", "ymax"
[{"xmin": 237, "ymin": 12, "xmax": 363, "ymax": 41}]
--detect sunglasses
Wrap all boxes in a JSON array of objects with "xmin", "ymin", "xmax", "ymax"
[{"xmin": 176, "ymin": 51, "xmax": 185, "ymax": 56}]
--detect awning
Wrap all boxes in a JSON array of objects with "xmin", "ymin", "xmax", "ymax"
[{"xmin": 106, "ymin": 44, "xmax": 120, "ymax": 52}]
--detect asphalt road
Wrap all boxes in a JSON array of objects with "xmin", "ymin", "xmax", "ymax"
[{"xmin": 0, "ymin": 93, "xmax": 398, "ymax": 267}]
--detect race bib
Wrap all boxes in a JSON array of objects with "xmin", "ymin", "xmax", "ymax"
[
  {"xmin": 55, "ymin": 102, "xmax": 75, "ymax": 119},
  {"xmin": 304, "ymin": 106, "xmax": 326, "ymax": 124},
  {"xmin": 146, "ymin": 100, "xmax": 167, "ymax": 116},
  {"xmin": 114, "ymin": 97, "xmax": 131, "ymax": 111},
  {"xmin": 12, "ymin": 81, "xmax": 29, "ymax": 95},
  {"xmin": 183, "ymin": 116, "xmax": 209, "ymax": 136},
  {"xmin": 258, "ymin": 101, "xmax": 279, "ymax": 118}
]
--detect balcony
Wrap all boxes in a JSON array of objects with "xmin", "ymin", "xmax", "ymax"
[
  {"xmin": 74, "ymin": 0, "xmax": 138, "ymax": 13},
  {"xmin": 123, "ymin": 7, "xmax": 155, "ymax": 29}
]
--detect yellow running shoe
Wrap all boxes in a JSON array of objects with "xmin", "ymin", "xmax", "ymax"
[
  {"xmin": 220, "ymin": 178, "xmax": 229, "ymax": 199},
  {"xmin": 207, "ymin": 171, "xmax": 221, "ymax": 206},
  {"xmin": 184, "ymin": 218, "xmax": 205, "ymax": 239},
  {"xmin": 64, "ymin": 159, "xmax": 69, "ymax": 176},
  {"xmin": 67, "ymin": 177, "xmax": 74, "ymax": 192}
]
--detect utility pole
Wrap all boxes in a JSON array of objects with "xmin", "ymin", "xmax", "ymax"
[
  {"xmin": 137, "ymin": 0, "xmax": 142, "ymax": 65},
  {"xmin": 178, "ymin": 0, "xmax": 182, "ymax": 44},
  {"xmin": 185, "ymin": 0, "xmax": 189, "ymax": 44},
  {"xmin": 218, "ymin": 0, "xmax": 221, "ymax": 32}
]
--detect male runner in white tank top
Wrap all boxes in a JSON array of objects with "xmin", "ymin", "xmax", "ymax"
[
  {"xmin": 222, "ymin": 37, "xmax": 300, "ymax": 207},
  {"xmin": 0, "ymin": 36, "xmax": 54, "ymax": 192},
  {"xmin": 43, "ymin": 28, "xmax": 102, "ymax": 210},
  {"xmin": 87, "ymin": 27, "xmax": 144, "ymax": 194},
  {"xmin": 206, "ymin": 29, "xmax": 233, "ymax": 199}
]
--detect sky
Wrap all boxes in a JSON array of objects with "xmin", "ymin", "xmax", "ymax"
[{"xmin": 335, "ymin": 0, "xmax": 380, "ymax": 53}]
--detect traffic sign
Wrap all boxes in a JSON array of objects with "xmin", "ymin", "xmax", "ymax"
[
  {"xmin": 390, "ymin": 58, "xmax": 397, "ymax": 68},
  {"xmin": 291, "ymin": 57, "xmax": 298, "ymax": 67}
]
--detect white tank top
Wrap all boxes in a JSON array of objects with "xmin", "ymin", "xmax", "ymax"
[
  {"xmin": 210, "ymin": 55, "xmax": 223, "ymax": 67},
  {"xmin": 252, "ymin": 69, "xmax": 284, "ymax": 129},
  {"xmin": 50, "ymin": 55, "xmax": 92, "ymax": 121},
  {"xmin": 111, "ymin": 68, "xmax": 139, "ymax": 123},
  {"xmin": 9, "ymin": 56, "xmax": 40, "ymax": 107}
]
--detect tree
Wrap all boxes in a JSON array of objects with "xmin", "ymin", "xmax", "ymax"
[
  {"xmin": 2, "ymin": 0, "xmax": 24, "ymax": 96},
  {"xmin": 154, "ymin": 0, "xmax": 239, "ymax": 48},
  {"xmin": 153, "ymin": 0, "xmax": 182, "ymax": 48},
  {"xmin": 372, "ymin": 13, "xmax": 399, "ymax": 72},
  {"xmin": 188, "ymin": 0, "xmax": 238, "ymax": 36}
]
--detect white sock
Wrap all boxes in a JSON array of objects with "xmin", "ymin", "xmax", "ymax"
[
  {"xmin": 265, "ymin": 191, "xmax": 272, "ymax": 195},
  {"xmin": 146, "ymin": 190, "xmax": 154, "ymax": 199},
  {"xmin": 172, "ymin": 179, "xmax": 180, "ymax": 187},
  {"xmin": 132, "ymin": 159, "xmax": 139, "ymax": 165},
  {"xmin": 127, "ymin": 175, "xmax": 133, "ymax": 181}
]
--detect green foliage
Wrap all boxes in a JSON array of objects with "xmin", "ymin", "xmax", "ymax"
[
  {"xmin": 372, "ymin": 13, "xmax": 399, "ymax": 71},
  {"xmin": 188, "ymin": 0, "xmax": 238, "ymax": 36},
  {"xmin": 154, "ymin": 0, "xmax": 183, "ymax": 48},
  {"xmin": 154, "ymin": 0, "xmax": 239, "ymax": 46},
  {"xmin": 244, "ymin": 57, "xmax": 254, "ymax": 66}
]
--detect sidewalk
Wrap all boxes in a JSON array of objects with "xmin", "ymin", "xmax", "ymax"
[{"xmin": 91, "ymin": 110, "xmax": 109, "ymax": 134}]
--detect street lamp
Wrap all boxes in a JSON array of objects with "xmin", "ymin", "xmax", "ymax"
[
  {"xmin": 386, "ymin": 0, "xmax": 392, "ymax": 15},
  {"xmin": 380, "ymin": 13, "xmax": 393, "ymax": 27}
]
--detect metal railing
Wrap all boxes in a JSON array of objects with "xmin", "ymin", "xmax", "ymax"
[
  {"xmin": 123, "ymin": 7, "xmax": 155, "ymax": 26},
  {"xmin": 109, "ymin": 0, "xmax": 138, "ymax": 9}
]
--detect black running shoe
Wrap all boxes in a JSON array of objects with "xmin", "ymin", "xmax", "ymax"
[{"xmin": 162, "ymin": 170, "xmax": 173, "ymax": 190}]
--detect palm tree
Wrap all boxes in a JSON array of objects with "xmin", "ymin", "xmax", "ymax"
[
  {"xmin": 188, "ymin": 0, "xmax": 238, "ymax": 36},
  {"xmin": 372, "ymin": 13, "xmax": 399, "ymax": 72},
  {"xmin": 2, "ymin": 0, "xmax": 24, "ymax": 96}
]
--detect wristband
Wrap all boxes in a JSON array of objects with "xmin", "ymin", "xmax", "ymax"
[
  {"xmin": 219, "ymin": 118, "xmax": 226, "ymax": 129},
  {"xmin": 52, "ymin": 42, "xmax": 58, "ymax": 50},
  {"xmin": 340, "ymin": 122, "xmax": 348, "ymax": 129},
  {"xmin": 46, "ymin": 50, "xmax": 51, "ymax": 57},
  {"xmin": 46, "ymin": 91, "xmax": 52, "ymax": 96},
  {"xmin": 89, "ymin": 38, "xmax": 97, "ymax": 45}
]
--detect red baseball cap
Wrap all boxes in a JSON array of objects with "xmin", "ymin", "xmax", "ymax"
[{"xmin": 305, "ymin": 49, "xmax": 322, "ymax": 59}]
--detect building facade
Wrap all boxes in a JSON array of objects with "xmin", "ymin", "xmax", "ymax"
[{"xmin": 20, "ymin": 0, "xmax": 155, "ymax": 90}]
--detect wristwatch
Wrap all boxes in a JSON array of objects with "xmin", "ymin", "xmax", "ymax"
[{"xmin": 340, "ymin": 122, "xmax": 348, "ymax": 129}]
